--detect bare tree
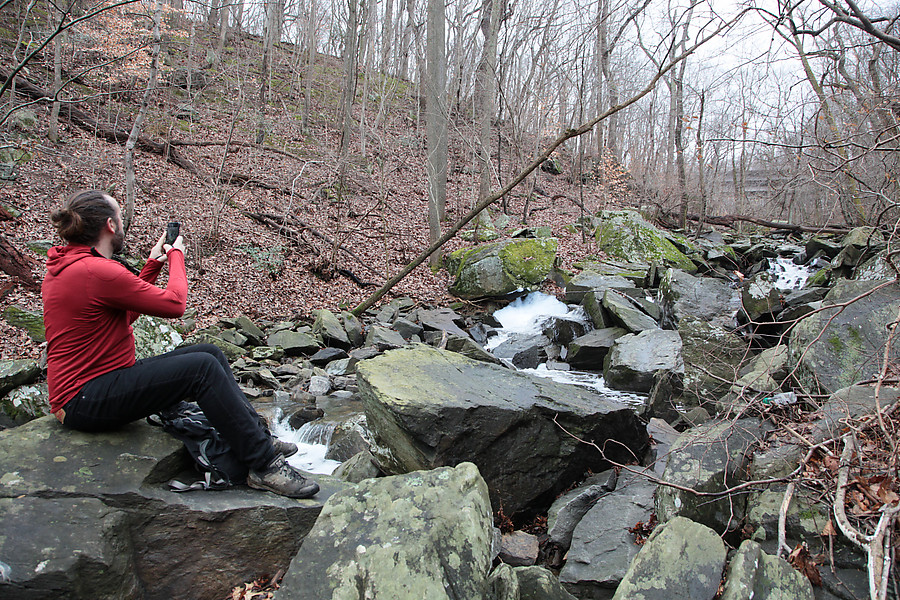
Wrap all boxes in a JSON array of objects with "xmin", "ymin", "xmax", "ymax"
[{"xmin": 425, "ymin": 0, "xmax": 447, "ymax": 266}]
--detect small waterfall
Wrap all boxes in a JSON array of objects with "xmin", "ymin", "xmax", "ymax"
[{"xmin": 296, "ymin": 420, "xmax": 338, "ymax": 446}]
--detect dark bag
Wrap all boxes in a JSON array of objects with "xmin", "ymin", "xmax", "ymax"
[{"xmin": 149, "ymin": 401, "xmax": 249, "ymax": 491}]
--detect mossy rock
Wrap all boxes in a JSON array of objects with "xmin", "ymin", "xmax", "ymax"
[
  {"xmin": 447, "ymin": 238, "xmax": 558, "ymax": 299},
  {"xmin": 595, "ymin": 210, "xmax": 696, "ymax": 272},
  {"xmin": 2, "ymin": 306, "xmax": 45, "ymax": 342}
]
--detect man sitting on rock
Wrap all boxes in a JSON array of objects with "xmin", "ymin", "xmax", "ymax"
[{"xmin": 42, "ymin": 189, "xmax": 319, "ymax": 499}]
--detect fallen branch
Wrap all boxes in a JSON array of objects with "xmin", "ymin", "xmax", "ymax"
[
  {"xmin": 653, "ymin": 206, "xmax": 850, "ymax": 235},
  {"xmin": 0, "ymin": 233, "xmax": 39, "ymax": 291},
  {"xmin": 243, "ymin": 211, "xmax": 380, "ymax": 278}
]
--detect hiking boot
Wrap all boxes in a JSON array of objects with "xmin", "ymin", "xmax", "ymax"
[
  {"xmin": 272, "ymin": 438, "xmax": 299, "ymax": 458},
  {"xmin": 247, "ymin": 455, "xmax": 320, "ymax": 499}
]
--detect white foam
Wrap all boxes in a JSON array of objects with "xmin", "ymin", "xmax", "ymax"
[
  {"xmin": 271, "ymin": 418, "xmax": 342, "ymax": 476},
  {"xmin": 523, "ymin": 364, "xmax": 647, "ymax": 407},
  {"xmin": 770, "ymin": 257, "xmax": 813, "ymax": 290}
]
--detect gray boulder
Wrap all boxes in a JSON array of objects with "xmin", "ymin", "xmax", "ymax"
[
  {"xmin": 567, "ymin": 327, "xmax": 627, "ymax": 370},
  {"xmin": 312, "ymin": 309, "xmax": 351, "ymax": 349},
  {"xmin": 0, "ymin": 417, "xmax": 345, "ymax": 600},
  {"xmin": 602, "ymin": 290, "xmax": 658, "ymax": 333},
  {"xmin": 658, "ymin": 268, "xmax": 739, "ymax": 328},
  {"xmin": 560, "ymin": 468, "xmax": 657, "ymax": 598},
  {"xmin": 740, "ymin": 271, "xmax": 783, "ymax": 322},
  {"xmin": 356, "ymin": 345, "xmax": 648, "ymax": 516},
  {"xmin": 565, "ymin": 273, "xmax": 634, "ymax": 304},
  {"xmin": 181, "ymin": 330, "xmax": 246, "ymax": 359},
  {"xmin": 491, "ymin": 333, "xmax": 549, "ymax": 369},
  {"xmin": 267, "ymin": 329, "xmax": 321, "ymax": 355},
  {"xmin": 365, "ymin": 325, "xmax": 408, "ymax": 350},
  {"xmin": 611, "ymin": 517, "xmax": 726, "ymax": 600},
  {"xmin": 488, "ymin": 564, "xmax": 578, "ymax": 600},
  {"xmin": 656, "ymin": 418, "xmax": 764, "ymax": 532},
  {"xmin": 275, "ymin": 463, "xmax": 493, "ymax": 600},
  {"xmin": 604, "ymin": 329, "xmax": 684, "ymax": 393},
  {"xmin": 0, "ymin": 359, "xmax": 40, "ymax": 396},
  {"xmin": 445, "ymin": 335, "xmax": 503, "ymax": 365},
  {"xmin": 418, "ymin": 307, "xmax": 470, "ymax": 338},
  {"xmin": 447, "ymin": 238, "xmax": 558, "ymax": 299},
  {"xmin": 721, "ymin": 540, "xmax": 814, "ymax": 600},
  {"xmin": 677, "ymin": 317, "xmax": 748, "ymax": 408},
  {"xmin": 547, "ymin": 470, "xmax": 618, "ymax": 550},
  {"xmin": 790, "ymin": 279, "xmax": 900, "ymax": 392}
]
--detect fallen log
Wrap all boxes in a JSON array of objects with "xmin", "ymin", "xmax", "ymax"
[
  {"xmin": 0, "ymin": 233, "xmax": 39, "ymax": 292},
  {"xmin": 652, "ymin": 206, "xmax": 850, "ymax": 235}
]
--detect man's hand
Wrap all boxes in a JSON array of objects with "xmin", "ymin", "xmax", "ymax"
[{"xmin": 150, "ymin": 233, "xmax": 186, "ymax": 263}]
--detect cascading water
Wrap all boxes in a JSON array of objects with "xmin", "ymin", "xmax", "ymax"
[{"xmin": 270, "ymin": 411, "xmax": 342, "ymax": 475}]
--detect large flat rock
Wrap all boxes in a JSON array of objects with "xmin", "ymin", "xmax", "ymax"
[{"xmin": 356, "ymin": 344, "xmax": 648, "ymax": 517}]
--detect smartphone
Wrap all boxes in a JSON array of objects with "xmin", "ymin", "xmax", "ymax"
[{"xmin": 165, "ymin": 222, "xmax": 181, "ymax": 246}]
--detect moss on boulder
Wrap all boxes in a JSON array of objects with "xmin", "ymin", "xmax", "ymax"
[
  {"xmin": 595, "ymin": 211, "xmax": 696, "ymax": 272},
  {"xmin": 447, "ymin": 238, "xmax": 558, "ymax": 299}
]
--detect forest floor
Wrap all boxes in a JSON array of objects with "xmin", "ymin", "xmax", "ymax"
[{"xmin": 0, "ymin": 13, "xmax": 633, "ymax": 362}]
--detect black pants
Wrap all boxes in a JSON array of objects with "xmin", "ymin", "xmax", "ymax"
[{"xmin": 62, "ymin": 344, "xmax": 276, "ymax": 471}]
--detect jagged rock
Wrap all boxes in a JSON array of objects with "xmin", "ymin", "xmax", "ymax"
[
  {"xmin": 677, "ymin": 317, "xmax": 748, "ymax": 408},
  {"xmin": 560, "ymin": 468, "xmax": 656, "ymax": 597},
  {"xmin": 447, "ymin": 238, "xmax": 558, "ymax": 299},
  {"xmin": 250, "ymin": 345, "xmax": 284, "ymax": 362},
  {"xmin": 0, "ymin": 417, "xmax": 345, "ymax": 600},
  {"xmin": 499, "ymin": 531, "xmax": 540, "ymax": 567},
  {"xmin": 267, "ymin": 329, "xmax": 320, "ymax": 355},
  {"xmin": 595, "ymin": 210, "xmax": 696, "ymax": 272},
  {"xmin": 611, "ymin": 517, "xmax": 726, "ymax": 600},
  {"xmin": 647, "ymin": 370, "xmax": 683, "ymax": 423},
  {"xmin": 790, "ymin": 279, "xmax": 900, "ymax": 392},
  {"xmin": 331, "ymin": 449, "xmax": 382, "ymax": 483},
  {"xmin": 2, "ymin": 305, "xmax": 45, "ymax": 342},
  {"xmin": 341, "ymin": 311, "xmax": 365, "ymax": 347},
  {"xmin": 491, "ymin": 333, "xmax": 549, "ymax": 369},
  {"xmin": 731, "ymin": 345, "xmax": 790, "ymax": 395},
  {"xmin": 0, "ymin": 359, "xmax": 40, "ymax": 396},
  {"xmin": 547, "ymin": 470, "xmax": 617, "ymax": 550},
  {"xmin": 356, "ymin": 345, "xmax": 648, "ymax": 517},
  {"xmin": 219, "ymin": 328, "xmax": 249, "ymax": 347},
  {"xmin": 604, "ymin": 329, "xmax": 684, "ymax": 393},
  {"xmin": 542, "ymin": 315, "xmax": 590, "ymax": 346},
  {"xmin": 656, "ymin": 418, "xmax": 765, "ymax": 532},
  {"xmin": 365, "ymin": 325, "xmax": 408, "ymax": 350},
  {"xmin": 855, "ymin": 249, "xmax": 896, "ymax": 280},
  {"xmin": 393, "ymin": 317, "xmax": 424, "ymax": 339},
  {"xmin": 805, "ymin": 236, "xmax": 841, "ymax": 260},
  {"xmin": 567, "ymin": 327, "xmax": 627, "ymax": 370},
  {"xmin": 275, "ymin": 463, "xmax": 493, "ymax": 600},
  {"xmin": 0, "ymin": 382, "xmax": 48, "ymax": 425},
  {"xmin": 720, "ymin": 540, "xmax": 813, "ymax": 600},
  {"xmin": 308, "ymin": 347, "xmax": 349, "ymax": 365},
  {"xmin": 644, "ymin": 418, "xmax": 679, "ymax": 475},
  {"xmin": 308, "ymin": 375, "xmax": 332, "ymax": 396},
  {"xmin": 658, "ymin": 268, "xmax": 740, "ymax": 328},
  {"xmin": 312, "ymin": 309, "xmax": 351, "ymax": 349},
  {"xmin": 234, "ymin": 315, "xmax": 266, "ymax": 345},
  {"xmin": 324, "ymin": 415, "xmax": 369, "ymax": 462},
  {"xmin": 602, "ymin": 290, "xmax": 658, "ymax": 333},
  {"xmin": 581, "ymin": 290, "xmax": 612, "ymax": 328},
  {"xmin": 564, "ymin": 273, "xmax": 634, "ymax": 304},
  {"xmin": 418, "ymin": 307, "xmax": 470, "ymax": 338},
  {"xmin": 445, "ymin": 335, "xmax": 503, "ymax": 365}
]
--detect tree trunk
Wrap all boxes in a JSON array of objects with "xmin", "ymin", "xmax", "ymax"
[
  {"xmin": 474, "ymin": 0, "xmax": 499, "ymax": 230},
  {"xmin": 425, "ymin": 0, "xmax": 447, "ymax": 266},
  {"xmin": 301, "ymin": 0, "xmax": 316, "ymax": 133},
  {"xmin": 0, "ymin": 234, "xmax": 39, "ymax": 292},
  {"xmin": 123, "ymin": 0, "xmax": 161, "ymax": 232},
  {"xmin": 338, "ymin": 0, "xmax": 360, "ymax": 182},
  {"xmin": 381, "ymin": 0, "xmax": 394, "ymax": 74},
  {"xmin": 48, "ymin": 28, "xmax": 62, "ymax": 143}
]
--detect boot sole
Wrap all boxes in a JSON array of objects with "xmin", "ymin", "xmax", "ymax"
[{"xmin": 247, "ymin": 479, "xmax": 320, "ymax": 499}]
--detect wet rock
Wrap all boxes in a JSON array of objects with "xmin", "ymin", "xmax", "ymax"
[
  {"xmin": 332, "ymin": 449, "xmax": 383, "ymax": 483},
  {"xmin": 365, "ymin": 325, "xmax": 408, "ymax": 350},
  {"xmin": 492, "ymin": 333, "xmax": 549, "ymax": 369},
  {"xmin": 418, "ymin": 307, "xmax": 469, "ymax": 338},
  {"xmin": 658, "ymin": 268, "xmax": 740, "ymax": 328},
  {"xmin": 565, "ymin": 273, "xmax": 634, "ymax": 304},
  {"xmin": 276, "ymin": 463, "xmax": 493, "ymax": 600},
  {"xmin": 445, "ymin": 335, "xmax": 503, "ymax": 365},
  {"xmin": 740, "ymin": 271, "xmax": 784, "ymax": 322},
  {"xmin": 308, "ymin": 375, "xmax": 332, "ymax": 396}
]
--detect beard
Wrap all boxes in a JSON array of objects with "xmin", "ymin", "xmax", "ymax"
[{"xmin": 112, "ymin": 225, "xmax": 125, "ymax": 254}]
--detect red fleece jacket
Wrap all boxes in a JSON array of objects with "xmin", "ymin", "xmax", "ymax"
[{"xmin": 42, "ymin": 245, "xmax": 187, "ymax": 413}]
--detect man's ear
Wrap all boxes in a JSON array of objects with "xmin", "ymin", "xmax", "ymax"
[{"xmin": 105, "ymin": 217, "xmax": 117, "ymax": 234}]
